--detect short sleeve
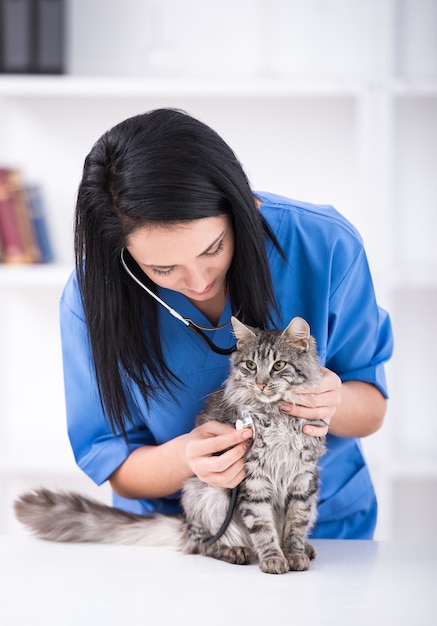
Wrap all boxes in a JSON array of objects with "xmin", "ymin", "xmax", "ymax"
[
  {"xmin": 326, "ymin": 245, "xmax": 393, "ymax": 397},
  {"xmin": 60, "ymin": 273, "xmax": 156, "ymax": 485}
]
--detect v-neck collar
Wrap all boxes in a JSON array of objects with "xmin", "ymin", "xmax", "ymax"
[
  {"xmin": 158, "ymin": 287, "xmax": 235, "ymax": 363},
  {"xmin": 158, "ymin": 286, "xmax": 232, "ymax": 329}
]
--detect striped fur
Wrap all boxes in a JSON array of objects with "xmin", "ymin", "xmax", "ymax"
[{"xmin": 14, "ymin": 317, "xmax": 325, "ymax": 575}]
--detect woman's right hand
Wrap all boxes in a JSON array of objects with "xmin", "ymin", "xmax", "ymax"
[
  {"xmin": 182, "ymin": 421, "xmax": 253, "ymax": 489},
  {"xmin": 109, "ymin": 421, "xmax": 253, "ymax": 500}
]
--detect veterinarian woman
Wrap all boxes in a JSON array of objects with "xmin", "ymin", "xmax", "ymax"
[{"xmin": 61, "ymin": 108, "xmax": 393, "ymax": 539}]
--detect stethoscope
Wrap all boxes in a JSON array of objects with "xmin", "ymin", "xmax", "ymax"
[
  {"xmin": 120, "ymin": 248, "xmax": 236, "ymax": 356},
  {"xmin": 121, "ymin": 247, "xmax": 254, "ymax": 545}
]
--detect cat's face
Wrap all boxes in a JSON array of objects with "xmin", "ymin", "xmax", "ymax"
[
  {"xmin": 236, "ymin": 355, "xmax": 303, "ymax": 403},
  {"xmin": 227, "ymin": 317, "xmax": 320, "ymax": 406}
]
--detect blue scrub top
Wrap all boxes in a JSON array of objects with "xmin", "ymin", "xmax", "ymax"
[{"xmin": 60, "ymin": 192, "xmax": 393, "ymax": 539}]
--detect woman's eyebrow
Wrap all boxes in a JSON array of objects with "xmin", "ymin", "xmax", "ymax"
[{"xmin": 144, "ymin": 231, "xmax": 225, "ymax": 269}]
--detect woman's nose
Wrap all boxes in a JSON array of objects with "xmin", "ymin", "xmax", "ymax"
[{"xmin": 183, "ymin": 267, "xmax": 209, "ymax": 293}]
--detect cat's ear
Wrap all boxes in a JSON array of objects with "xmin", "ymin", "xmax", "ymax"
[
  {"xmin": 231, "ymin": 316, "xmax": 256, "ymax": 347},
  {"xmin": 283, "ymin": 317, "xmax": 310, "ymax": 352}
]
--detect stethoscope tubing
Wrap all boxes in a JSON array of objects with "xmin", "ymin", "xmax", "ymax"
[
  {"xmin": 185, "ymin": 321, "xmax": 236, "ymax": 355},
  {"xmin": 120, "ymin": 249, "xmax": 236, "ymax": 355}
]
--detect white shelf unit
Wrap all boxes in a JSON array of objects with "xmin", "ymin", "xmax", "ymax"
[{"xmin": 1, "ymin": 0, "xmax": 437, "ymax": 540}]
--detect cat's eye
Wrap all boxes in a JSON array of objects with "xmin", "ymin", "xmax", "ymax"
[
  {"xmin": 272, "ymin": 360, "xmax": 286, "ymax": 371},
  {"xmin": 245, "ymin": 360, "xmax": 257, "ymax": 371}
]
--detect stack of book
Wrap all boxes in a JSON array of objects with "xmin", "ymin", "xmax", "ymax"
[
  {"xmin": 0, "ymin": 167, "xmax": 53, "ymax": 264},
  {"xmin": 0, "ymin": 0, "xmax": 65, "ymax": 74}
]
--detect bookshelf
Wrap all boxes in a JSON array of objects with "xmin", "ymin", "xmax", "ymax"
[{"xmin": 1, "ymin": 0, "xmax": 436, "ymax": 540}]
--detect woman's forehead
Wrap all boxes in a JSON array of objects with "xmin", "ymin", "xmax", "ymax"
[{"xmin": 126, "ymin": 215, "xmax": 231, "ymax": 265}]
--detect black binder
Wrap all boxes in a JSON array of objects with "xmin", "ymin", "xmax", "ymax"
[
  {"xmin": 0, "ymin": 0, "xmax": 65, "ymax": 74},
  {"xmin": 0, "ymin": 0, "xmax": 34, "ymax": 73},
  {"xmin": 35, "ymin": 0, "xmax": 64, "ymax": 73}
]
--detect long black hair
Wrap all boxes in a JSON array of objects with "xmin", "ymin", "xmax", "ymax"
[{"xmin": 74, "ymin": 108, "xmax": 283, "ymax": 438}]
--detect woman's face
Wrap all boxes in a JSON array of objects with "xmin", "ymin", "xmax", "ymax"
[{"xmin": 126, "ymin": 215, "xmax": 234, "ymax": 304}]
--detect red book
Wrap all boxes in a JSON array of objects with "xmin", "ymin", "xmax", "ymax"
[
  {"xmin": 7, "ymin": 169, "xmax": 41, "ymax": 263},
  {"xmin": 0, "ymin": 168, "xmax": 31, "ymax": 263}
]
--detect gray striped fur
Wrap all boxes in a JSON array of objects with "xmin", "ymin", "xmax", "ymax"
[{"xmin": 14, "ymin": 317, "xmax": 325, "ymax": 575}]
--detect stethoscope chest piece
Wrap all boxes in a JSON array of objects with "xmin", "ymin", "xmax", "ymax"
[{"xmin": 235, "ymin": 409, "xmax": 256, "ymax": 439}]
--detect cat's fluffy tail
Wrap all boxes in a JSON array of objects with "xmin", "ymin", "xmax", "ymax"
[{"xmin": 14, "ymin": 488, "xmax": 184, "ymax": 548}]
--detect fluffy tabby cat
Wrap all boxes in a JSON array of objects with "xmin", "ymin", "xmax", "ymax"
[{"xmin": 15, "ymin": 316, "xmax": 326, "ymax": 575}]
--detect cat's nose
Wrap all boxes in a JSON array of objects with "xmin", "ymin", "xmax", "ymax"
[{"xmin": 256, "ymin": 383, "xmax": 267, "ymax": 391}]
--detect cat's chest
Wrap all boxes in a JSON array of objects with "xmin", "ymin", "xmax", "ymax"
[
  {"xmin": 245, "ymin": 412, "xmax": 322, "ymax": 476},
  {"xmin": 253, "ymin": 411, "xmax": 301, "ymax": 446}
]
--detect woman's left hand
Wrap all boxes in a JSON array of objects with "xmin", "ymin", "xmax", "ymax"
[{"xmin": 279, "ymin": 367, "xmax": 342, "ymax": 437}]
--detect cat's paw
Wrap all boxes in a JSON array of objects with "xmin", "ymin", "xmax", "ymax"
[
  {"xmin": 215, "ymin": 545, "xmax": 252, "ymax": 565},
  {"xmin": 304, "ymin": 541, "xmax": 317, "ymax": 560},
  {"xmin": 287, "ymin": 551, "xmax": 310, "ymax": 571},
  {"xmin": 259, "ymin": 554, "xmax": 289, "ymax": 575}
]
